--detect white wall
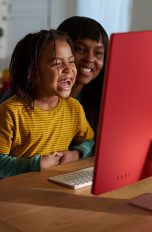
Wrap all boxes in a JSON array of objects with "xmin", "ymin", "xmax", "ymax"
[
  {"xmin": 0, "ymin": 0, "xmax": 48, "ymax": 69},
  {"xmin": 48, "ymin": 0, "xmax": 78, "ymax": 28},
  {"xmin": 76, "ymin": 0, "xmax": 152, "ymax": 36},
  {"xmin": 48, "ymin": 0, "xmax": 152, "ymax": 36},
  {"xmin": 130, "ymin": 0, "xmax": 152, "ymax": 31},
  {"xmin": 76, "ymin": 0, "xmax": 133, "ymax": 36},
  {"xmin": 1, "ymin": 0, "xmax": 152, "ymax": 70}
]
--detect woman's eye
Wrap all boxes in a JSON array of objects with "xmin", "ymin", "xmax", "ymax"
[
  {"xmin": 95, "ymin": 51, "xmax": 104, "ymax": 58},
  {"xmin": 74, "ymin": 46, "xmax": 85, "ymax": 54}
]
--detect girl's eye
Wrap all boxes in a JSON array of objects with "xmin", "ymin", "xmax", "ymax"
[
  {"xmin": 56, "ymin": 62, "xmax": 62, "ymax": 67},
  {"xmin": 50, "ymin": 61, "xmax": 62, "ymax": 67},
  {"xmin": 49, "ymin": 59, "xmax": 75, "ymax": 68},
  {"xmin": 69, "ymin": 60, "xmax": 75, "ymax": 64}
]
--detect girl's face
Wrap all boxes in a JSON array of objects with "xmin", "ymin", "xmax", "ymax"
[
  {"xmin": 35, "ymin": 39, "xmax": 77, "ymax": 99},
  {"xmin": 73, "ymin": 37, "xmax": 105, "ymax": 85}
]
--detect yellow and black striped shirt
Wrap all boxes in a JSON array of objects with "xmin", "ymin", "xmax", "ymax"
[{"xmin": 0, "ymin": 96, "xmax": 94, "ymax": 158}]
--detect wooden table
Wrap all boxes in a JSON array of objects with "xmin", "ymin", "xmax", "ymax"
[{"xmin": 0, "ymin": 157, "xmax": 152, "ymax": 232}]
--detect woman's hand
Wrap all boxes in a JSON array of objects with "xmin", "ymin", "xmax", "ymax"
[{"xmin": 59, "ymin": 150, "xmax": 80, "ymax": 164}]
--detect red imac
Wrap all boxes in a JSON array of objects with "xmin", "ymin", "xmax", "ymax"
[{"xmin": 92, "ymin": 30, "xmax": 152, "ymax": 195}]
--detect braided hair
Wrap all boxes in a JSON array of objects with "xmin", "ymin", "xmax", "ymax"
[{"xmin": 9, "ymin": 29, "xmax": 73, "ymax": 109}]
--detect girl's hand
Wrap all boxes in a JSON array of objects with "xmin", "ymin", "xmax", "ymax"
[
  {"xmin": 59, "ymin": 150, "xmax": 80, "ymax": 164},
  {"xmin": 40, "ymin": 152, "xmax": 63, "ymax": 170}
]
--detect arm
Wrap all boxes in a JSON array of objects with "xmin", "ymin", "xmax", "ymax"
[
  {"xmin": 70, "ymin": 138, "xmax": 95, "ymax": 159},
  {"xmin": 0, "ymin": 153, "xmax": 41, "ymax": 178},
  {"xmin": 0, "ymin": 152, "xmax": 64, "ymax": 178},
  {"xmin": 59, "ymin": 139, "xmax": 95, "ymax": 164},
  {"xmin": 0, "ymin": 101, "xmax": 41, "ymax": 178},
  {"xmin": 60, "ymin": 132, "xmax": 94, "ymax": 164}
]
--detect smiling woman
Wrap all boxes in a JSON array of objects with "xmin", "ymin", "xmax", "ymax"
[
  {"xmin": 72, "ymin": 38, "xmax": 104, "ymax": 86},
  {"xmin": 57, "ymin": 16, "xmax": 109, "ymax": 138}
]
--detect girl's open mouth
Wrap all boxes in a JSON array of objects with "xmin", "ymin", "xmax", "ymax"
[{"xmin": 57, "ymin": 78, "xmax": 73, "ymax": 90}]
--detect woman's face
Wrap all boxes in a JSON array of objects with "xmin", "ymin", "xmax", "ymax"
[{"xmin": 73, "ymin": 37, "xmax": 105, "ymax": 85}]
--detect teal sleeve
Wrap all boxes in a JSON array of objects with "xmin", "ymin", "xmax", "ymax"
[
  {"xmin": 0, "ymin": 89, "xmax": 12, "ymax": 104},
  {"xmin": 0, "ymin": 154, "xmax": 41, "ymax": 178},
  {"xmin": 70, "ymin": 138, "xmax": 95, "ymax": 159}
]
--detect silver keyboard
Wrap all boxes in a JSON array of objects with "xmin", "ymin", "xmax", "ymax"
[{"xmin": 48, "ymin": 167, "xmax": 94, "ymax": 189}]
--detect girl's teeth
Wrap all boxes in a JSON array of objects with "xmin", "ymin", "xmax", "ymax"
[
  {"xmin": 61, "ymin": 79, "xmax": 71, "ymax": 85},
  {"xmin": 58, "ymin": 78, "xmax": 71, "ymax": 88}
]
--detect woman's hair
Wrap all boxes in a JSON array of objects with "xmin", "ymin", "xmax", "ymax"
[
  {"xmin": 9, "ymin": 29, "xmax": 73, "ymax": 109},
  {"xmin": 57, "ymin": 16, "xmax": 109, "ymax": 137}
]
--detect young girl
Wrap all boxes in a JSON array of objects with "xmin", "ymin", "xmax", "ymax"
[{"xmin": 0, "ymin": 29, "xmax": 94, "ymax": 177}]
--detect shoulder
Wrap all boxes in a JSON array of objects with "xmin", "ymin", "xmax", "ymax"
[
  {"xmin": 60, "ymin": 97, "xmax": 86, "ymax": 120},
  {"xmin": 61, "ymin": 97, "xmax": 83, "ymax": 110},
  {"xmin": 63, "ymin": 96, "xmax": 82, "ymax": 106},
  {"xmin": 0, "ymin": 95, "xmax": 24, "ymax": 113}
]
